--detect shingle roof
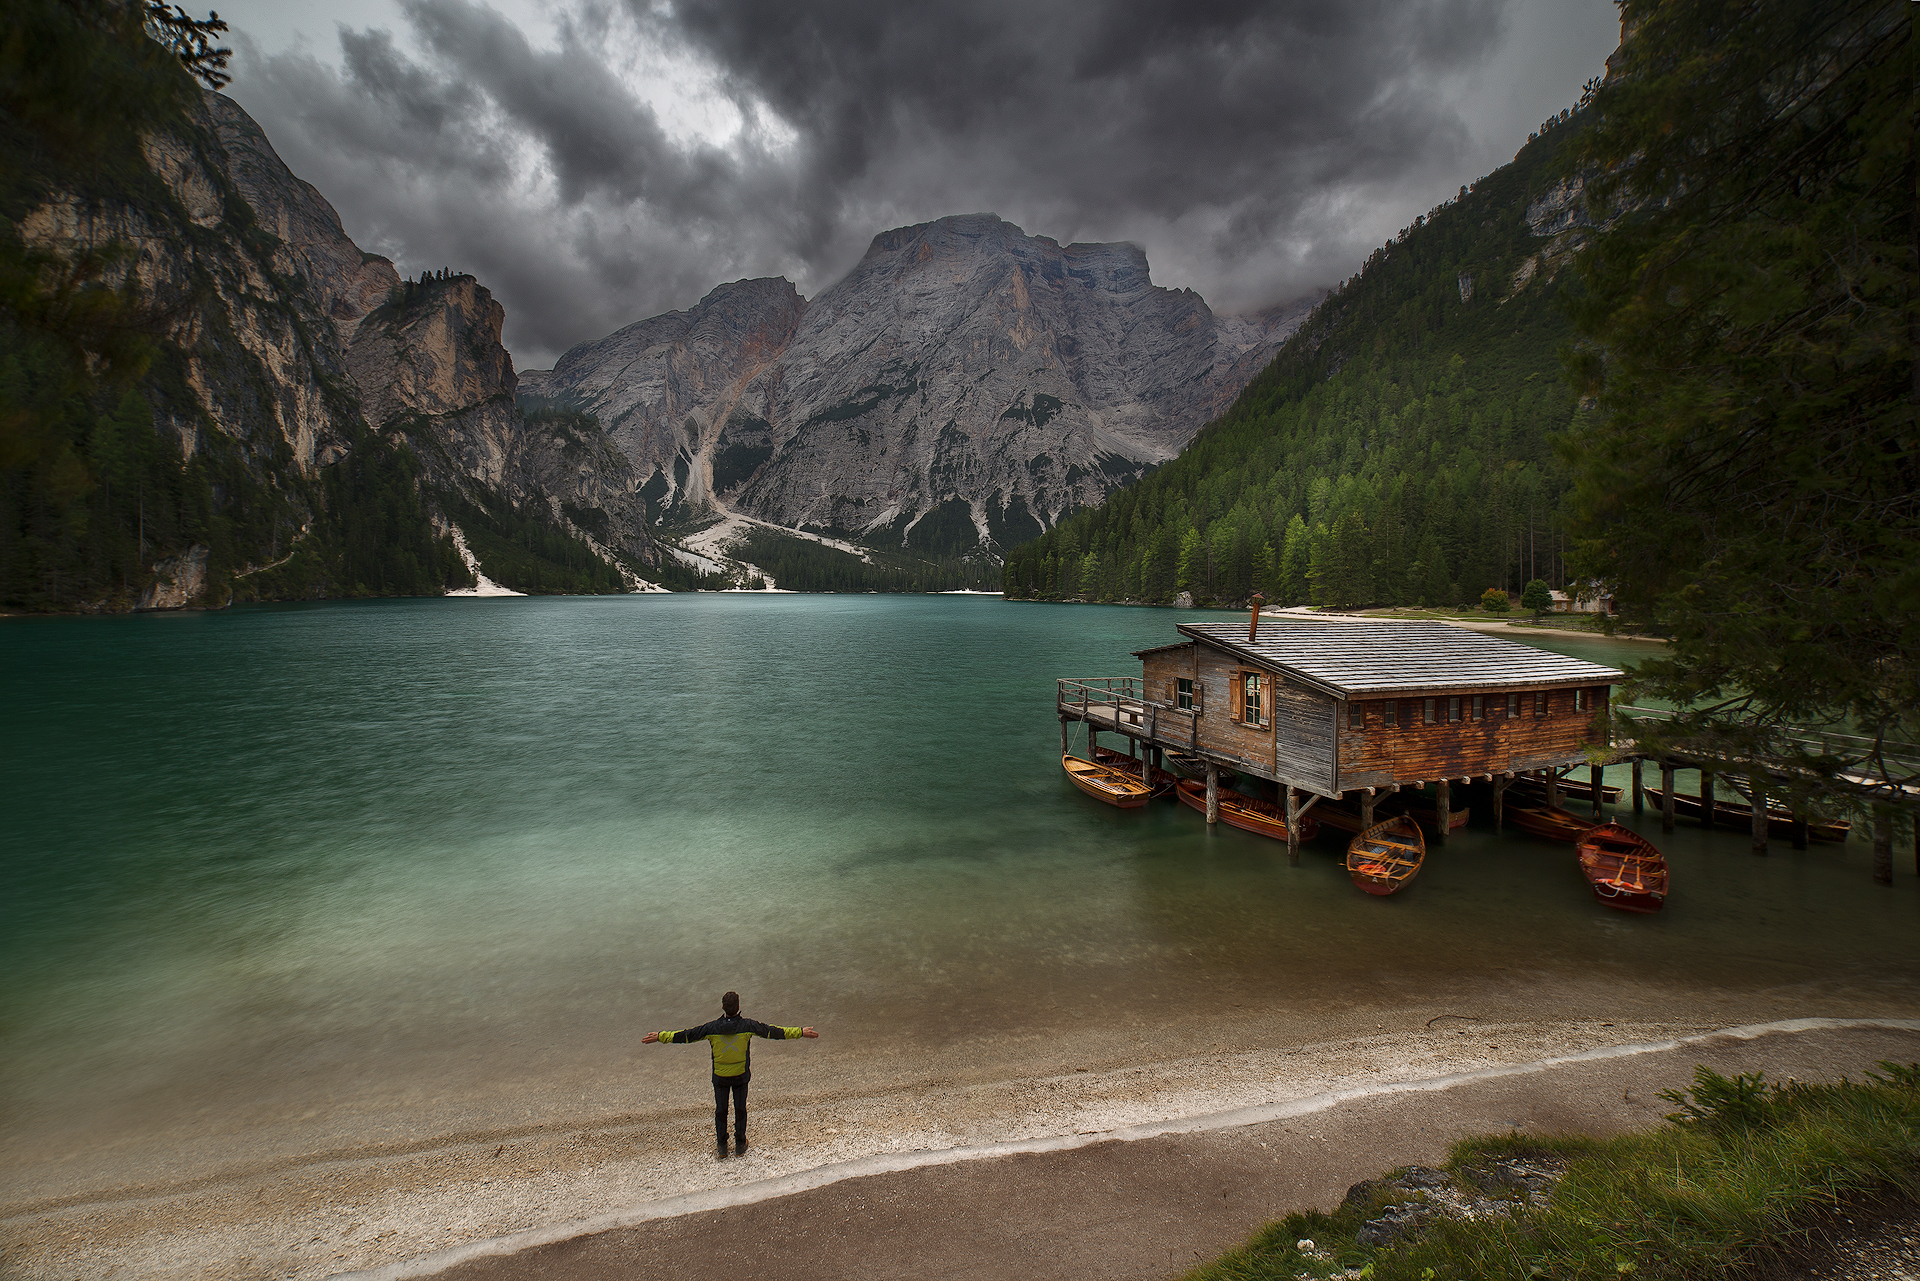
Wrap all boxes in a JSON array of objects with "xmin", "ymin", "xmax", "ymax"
[{"xmin": 1175, "ymin": 620, "xmax": 1624, "ymax": 698}]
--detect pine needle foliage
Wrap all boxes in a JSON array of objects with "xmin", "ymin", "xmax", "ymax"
[
  {"xmin": 1561, "ymin": 0, "xmax": 1917, "ymax": 807},
  {"xmin": 1002, "ymin": 123, "xmax": 1595, "ymax": 610}
]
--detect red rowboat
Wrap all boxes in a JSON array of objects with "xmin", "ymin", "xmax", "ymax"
[
  {"xmin": 1643, "ymin": 785, "xmax": 1849, "ymax": 843},
  {"xmin": 1504, "ymin": 799, "xmax": 1597, "ymax": 842},
  {"xmin": 1308, "ymin": 797, "xmax": 1369, "ymax": 835},
  {"xmin": 1062, "ymin": 753, "xmax": 1153, "ymax": 808},
  {"xmin": 1576, "ymin": 822, "xmax": 1669, "ymax": 913},
  {"xmin": 1174, "ymin": 778, "xmax": 1321, "ymax": 842},
  {"xmin": 1400, "ymin": 795, "xmax": 1470, "ymax": 833},
  {"xmin": 1346, "ymin": 816, "xmax": 1425, "ymax": 896},
  {"xmin": 1092, "ymin": 744, "xmax": 1176, "ymax": 790}
]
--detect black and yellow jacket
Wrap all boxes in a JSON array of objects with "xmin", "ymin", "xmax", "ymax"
[{"xmin": 656, "ymin": 1017, "xmax": 804, "ymax": 1077}]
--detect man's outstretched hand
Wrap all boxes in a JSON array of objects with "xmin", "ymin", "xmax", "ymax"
[
  {"xmin": 802, "ymin": 1027, "xmax": 819, "ymax": 1038},
  {"xmin": 641, "ymin": 1031, "xmax": 660, "ymax": 1043}
]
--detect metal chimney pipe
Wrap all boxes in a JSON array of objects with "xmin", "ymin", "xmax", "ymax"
[{"xmin": 1249, "ymin": 593, "xmax": 1265, "ymax": 642}]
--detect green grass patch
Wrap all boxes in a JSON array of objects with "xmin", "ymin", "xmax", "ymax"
[{"xmin": 1186, "ymin": 1063, "xmax": 1920, "ymax": 1281}]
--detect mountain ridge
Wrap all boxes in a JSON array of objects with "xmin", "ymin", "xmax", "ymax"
[{"xmin": 519, "ymin": 212, "xmax": 1315, "ymax": 560}]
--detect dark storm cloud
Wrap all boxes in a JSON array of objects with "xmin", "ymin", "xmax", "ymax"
[{"xmin": 230, "ymin": 0, "xmax": 1598, "ymax": 366}]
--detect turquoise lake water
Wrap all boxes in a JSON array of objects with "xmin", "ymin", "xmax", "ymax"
[{"xmin": 4, "ymin": 596, "xmax": 1916, "ymax": 1197}]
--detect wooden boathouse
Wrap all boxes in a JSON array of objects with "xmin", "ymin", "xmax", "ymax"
[{"xmin": 1058, "ymin": 610, "xmax": 1625, "ymax": 860}]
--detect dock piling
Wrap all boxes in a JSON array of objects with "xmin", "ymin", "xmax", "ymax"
[
  {"xmin": 1285, "ymin": 787, "xmax": 1300, "ymax": 865},
  {"xmin": 1661, "ymin": 761, "xmax": 1675, "ymax": 833},
  {"xmin": 1589, "ymin": 764, "xmax": 1603, "ymax": 818},
  {"xmin": 1435, "ymin": 779, "xmax": 1451, "ymax": 844},
  {"xmin": 1631, "ymin": 758, "xmax": 1644, "ymax": 814},
  {"xmin": 1205, "ymin": 763, "xmax": 1219, "ymax": 826},
  {"xmin": 1749, "ymin": 776, "xmax": 1768, "ymax": 855},
  {"xmin": 1700, "ymin": 771, "xmax": 1715, "ymax": 828},
  {"xmin": 1361, "ymin": 788, "xmax": 1377, "ymax": 832},
  {"xmin": 1492, "ymin": 774, "xmax": 1508, "ymax": 832}
]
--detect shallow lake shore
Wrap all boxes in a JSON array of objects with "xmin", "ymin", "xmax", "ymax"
[{"xmin": 9, "ymin": 1008, "xmax": 1920, "ymax": 1281}]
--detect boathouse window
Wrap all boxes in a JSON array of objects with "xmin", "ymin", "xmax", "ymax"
[
  {"xmin": 1382, "ymin": 700, "xmax": 1397, "ymax": 727},
  {"xmin": 1447, "ymin": 696, "xmax": 1461, "ymax": 723},
  {"xmin": 1471, "ymin": 694, "xmax": 1484, "ymax": 721},
  {"xmin": 1423, "ymin": 698, "xmax": 1437, "ymax": 724},
  {"xmin": 1348, "ymin": 703, "xmax": 1362, "ymax": 729},
  {"xmin": 1573, "ymin": 688, "xmax": 1586, "ymax": 713},
  {"xmin": 1176, "ymin": 678, "xmax": 1194, "ymax": 711},
  {"xmin": 1534, "ymin": 690, "xmax": 1549, "ymax": 717},
  {"xmin": 1507, "ymin": 692, "xmax": 1520, "ymax": 718},
  {"xmin": 1235, "ymin": 672, "xmax": 1266, "ymax": 726}
]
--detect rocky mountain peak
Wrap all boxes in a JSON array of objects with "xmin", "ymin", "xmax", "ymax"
[{"xmin": 525, "ymin": 214, "xmax": 1313, "ymax": 558}]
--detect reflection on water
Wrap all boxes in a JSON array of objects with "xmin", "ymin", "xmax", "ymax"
[{"xmin": 2, "ymin": 598, "xmax": 1913, "ymax": 1194}]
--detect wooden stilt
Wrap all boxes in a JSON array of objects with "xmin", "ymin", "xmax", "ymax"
[
  {"xmin": 1749, "ymin": 776, "xmax": 1767, "ymax": 855},
  {"xmin": 1873, "ymin": 807, "xmax": 1892, "ymax": 885},
  {"xmin": 1435, "ymin": 779, "xmax": 1451, "ymax": 844},
  {"xmin": 1060, "ymin": 716, "xmax": 1069, "ymax": 755},
  {"xmin": 1660, "ymin": 761, "xmax": 1675, "ymax": 833},
  {"xmin": 1285, "ymin": 786, "xmax": 1300, "ymax": 865},
  {"xmin": 1545, "ymin": 769, "xmax": 1560, "ymax": 811},
  {"xmin": 1088, "ymin": 728, "xmax": 1098, "ymax": 758},
  {"xmin": 1493, "ymin": 774, "xmax": 1509, "ymax": 832},
  {"xmin": 1791, "ymin": 810, "xmax": 1808, "ymax": 850},
  {"xmin": 1589, "ymin": 763, "xmax": 1603, "ymax": 818},
  {"xmin": 1361, "ymin": 789, "xmax": 1377, "ymax": 831},
  {"xmin": 1205, "ymin": 763, "xmax": 1219, "ymax": 825},
  {"xmin": 1631, "ymin": 758, "xmax": 1644, "ymax": 814},
  {"xmin": 1700, "ymin": 770, "xmax": 1715, "ymax": 828}
]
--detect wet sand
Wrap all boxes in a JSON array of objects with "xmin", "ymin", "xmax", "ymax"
[
  {"xmin": 408, "ymin": 1020, "xmax": 1920, "ymax": 1281},
  {"xmin": 7, "ymin": 984, "xmax": 1920, "ymax": 1281}
]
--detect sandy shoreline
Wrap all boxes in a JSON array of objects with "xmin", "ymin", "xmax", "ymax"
[{"xmin": 0, "ymin": 1015, "xmax": 1800, "ymax": 1280}]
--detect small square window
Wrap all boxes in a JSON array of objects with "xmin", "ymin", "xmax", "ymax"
[
  {"xmin": 1383, "ymin": 701, "xmax": 1398, "ymax": 728},
  {"xmin": 1507, "ymin": 692, "xmax": 1519, "ymax": 718},
  {"xmin": 1176, "ymin": 677, "xmax": 1194, "ymax": 711},
  {"xmin": 1423, "ymin": 698, "xmax": 1437, "ymax": 725},
  {"xmin": 1471, "ymin": 694, "xmax": 1484, "ymax": 721},
  {"xmin": 1348, "ymin": 703, "xmax": 1362, "ymax": 729}
]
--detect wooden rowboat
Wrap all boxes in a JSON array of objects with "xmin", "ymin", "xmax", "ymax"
[
  {"xmin": 1576, "ymin": 822, "xmax": 1669, "ymax": 913},
  {"xmin": 1174, "ymin": 778, "xmax": 1320, "ymax": 842},
  {"xmin": 1063, "ymin": 753, "xmax": 1153, "ymax": 808},
  {"xmin": 1346, "ymin": 816, "xmax": 1425, "ymax": 896},
  {"xmin": 1643, "ymin": 785, "xmax": 1849, "ymax": 843},
  {"xmin": 1164, "ymin": 753, "xmax": 1237, "ymax": 788},
  {"xmin": 1400, "ymin": 796, "xmax": 1471, "ymax": 834},
  {"xmin": 1092, "ymin": 744, "xmax": 1176, "ymax": 790},
  {"xmin": 1504, "ymin": 799, "xmax": 1597, "ymax": 842},
  {"xmin": 1512, "ymin": 776, "xmax": 1623, "ymax": 805},
  {"xmin": 1308, "ymin": 797, "xmax": 1369, "ymax": 835}
]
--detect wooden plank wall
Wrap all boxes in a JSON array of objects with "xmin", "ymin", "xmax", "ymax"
[
  {"xmin": 1336, "ymin": 687, "xmax": 1611, "ymax": 790},
  {"xmin": 1271, "ymin": 677, "xmax": 1335, "ymax": 792}
]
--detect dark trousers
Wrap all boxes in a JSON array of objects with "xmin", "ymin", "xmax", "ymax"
[{"xmin": 713, "ymin": 1072, "xmax": 749, "ymax": 1145}]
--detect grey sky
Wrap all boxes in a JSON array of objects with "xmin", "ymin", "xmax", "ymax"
[{"xmin": 220, "ymin": 0, "xmax": 1621, "ymax": 367}]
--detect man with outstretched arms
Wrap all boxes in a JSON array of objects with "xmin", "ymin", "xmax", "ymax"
[{"xmin": 643, "ymin": 990, "xmax": 818, "ymax": 1158}]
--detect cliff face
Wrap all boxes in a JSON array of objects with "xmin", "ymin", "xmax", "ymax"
[
  {"xmin": 5, "ymin": 82, "xmax": 655, "ymax": 608},
  {"xmin": 526, "ymin": 215, "xmax": 1309, "ymax": 554},
  {"xmin": 350, "ymin": 275, "xmax": 655, "ymax": 567}
]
